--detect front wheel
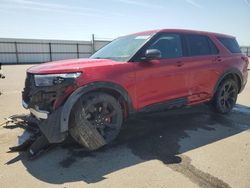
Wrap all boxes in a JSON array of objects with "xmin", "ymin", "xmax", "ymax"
[
  {"xmin": 212, "ymin": 78, "xmax": 238, "ymax": 114},
  {"xmin": 69, "ymin": 92, "xmax": 123, "ymax": 150}
]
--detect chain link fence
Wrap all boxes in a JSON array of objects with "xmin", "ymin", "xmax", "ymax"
[
  {"xmin": 240, "ymin": 47, "xmax": 250, "ymax": 57},
  {"xmin": 0, "ymin": 36, "xmax": 111, "ymax": 64}
]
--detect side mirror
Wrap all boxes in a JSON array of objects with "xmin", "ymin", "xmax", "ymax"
[{"xmin": 142, "ymin": 49, "xmax": 161, "ymax": 61}]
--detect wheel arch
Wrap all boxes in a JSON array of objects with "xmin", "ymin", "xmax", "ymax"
[
  {"xmin": 60, "ymin": 81, "xmax": 134, "ymax": 133},
  {"xmin": 213, "ymin": 68, "xmax": 243, "ymax": 96}
]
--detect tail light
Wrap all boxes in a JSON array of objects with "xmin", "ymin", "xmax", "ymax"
[
  {"xmin": 241, "ymin": 55, "xmax": 249, "ymax": 71},
  {"xmin": 241, "ymin": 55, "xmax": 249, "ymax": 63}
]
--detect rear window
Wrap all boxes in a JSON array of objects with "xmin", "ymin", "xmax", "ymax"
[
  {"xmin": 217, "ymin": 37, "xmax": 241, "ymax": 53},
  {"xmin": 186, "ymin": 34, "xmax": 218, "ymax": 56}
]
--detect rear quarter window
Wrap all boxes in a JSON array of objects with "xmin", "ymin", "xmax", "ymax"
[
  {"xmin": 217, "ymin": 37, "xmax": 241, "ymax": 53},
  {"xmin": 185, "ymin": 34, "xmax": 218, "ymax": 56}
]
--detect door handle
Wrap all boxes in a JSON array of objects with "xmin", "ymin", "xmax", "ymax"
[
  {"xmin": 176, "ymin": 61, "xmax": 184, "ymax": 67},
  {"xmin": 216, "ymin": 56, "xmax": 222, "ymax": 62}
]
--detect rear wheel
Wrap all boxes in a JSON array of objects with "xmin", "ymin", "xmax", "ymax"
[
  {"xmin": 212, "ymin": 78, "xmax": 238, "ymax": 114},
  {"xmin": 69, "ymin": 92, "xmax": 123, "ymax": 150}
]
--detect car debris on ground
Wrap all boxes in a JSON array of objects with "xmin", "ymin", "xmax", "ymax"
[
  {"xmin": 0, "ymin": 73, "xmax": 5, "ymax": 95},
  {"xmin": 1, "ymin": 115, "xmax": 52, "ymax": 159}
]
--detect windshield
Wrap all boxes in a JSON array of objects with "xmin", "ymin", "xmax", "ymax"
[{"xmin": 90, "ymin": 34, "xmax": 153, "ymax": 62}]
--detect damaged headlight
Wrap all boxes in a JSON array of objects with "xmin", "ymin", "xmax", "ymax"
[{"xmin": 34, "ymin": 72, "xmax": 81, "ymax": 87}]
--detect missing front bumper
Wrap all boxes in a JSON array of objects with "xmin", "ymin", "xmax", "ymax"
[
  {"xmin": 30, "ymin": 108, "xmax": 48, "ymax": 120},
  {"xmin": 37, "ymin": 107, "xmax": 67, "ymax": 143},
  {"xmin": 23, "ymin": 100, "xmax": 67, "ymax": 143},
  {"xmin": 22, "ymin": 100, "xmax": 49, "ymax": 120}
]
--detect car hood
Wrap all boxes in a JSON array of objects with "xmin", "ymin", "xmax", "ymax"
[{"xmin": 28, "ymin": 58, "xmax": 124, "ymax": 74}]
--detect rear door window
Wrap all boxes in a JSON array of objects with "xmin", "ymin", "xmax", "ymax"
[
  {"xmin": 148, "ymin": 34, "xmax": 183, "ymax": 59},
  {"xmin": 208, "ymin": 38, "xmax": 219, "ymax": 54},
  {"xmin": 217, "ymin": 37, "xmax": 241, "ymax": 53},
  {"xmin": 185, "ymin": 34, "xmax": 218, "ymax": 56}
]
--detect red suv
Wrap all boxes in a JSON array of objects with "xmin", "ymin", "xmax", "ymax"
[{"xmin": 23, "ymin": 29, "xmax": 248, "ymax": 151}]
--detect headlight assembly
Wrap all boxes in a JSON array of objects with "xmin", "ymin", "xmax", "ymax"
[{"xmin": 34, "ymin": 72, "xmax": 81, "ymax": 87}]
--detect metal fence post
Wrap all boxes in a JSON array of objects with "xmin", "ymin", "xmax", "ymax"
[
  {"xmin": 76, "ymin": 43, "xmax": 79, "ymax": 58},
  {"xmin": 49, "ymin": 43, "xmax": 52, "ymax": 61},
  {"xmin": 14, "ymin": 42, "xmax": 19, "ymax": 64},
  {"xmin": 91, "ymin": 34, "xmax": 95, "ymax": 54}
]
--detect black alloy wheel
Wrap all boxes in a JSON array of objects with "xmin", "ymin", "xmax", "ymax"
[{"xmin": 213, "ymin": 78, "xmax": 238, "ymax": 114}]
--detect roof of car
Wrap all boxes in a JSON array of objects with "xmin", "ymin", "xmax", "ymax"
[{"xmin": 129, "ymin": 29, "xmax": 234, "ymax": 38}]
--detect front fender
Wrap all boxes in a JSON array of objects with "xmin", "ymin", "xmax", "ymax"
[{"xmin": 60, "ymin": 81, "xmax": 133, "ymax": 133}]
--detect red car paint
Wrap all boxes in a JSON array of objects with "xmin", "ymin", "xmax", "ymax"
[{"xmin": 27, "ymin": 29, "xmax": 248, "ymax": 112}]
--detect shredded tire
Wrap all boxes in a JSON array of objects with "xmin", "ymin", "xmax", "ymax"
[{"xmin": 69, "ymin": 92, "xmax": 123, "ymax": 150}]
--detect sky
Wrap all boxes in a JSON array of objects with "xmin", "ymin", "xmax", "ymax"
[{"xmin": 0, "ymin": 0, "xmax": 249, "ymax": 45}]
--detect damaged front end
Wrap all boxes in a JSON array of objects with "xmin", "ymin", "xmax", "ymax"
[{"xmin": 18, "ymin": 72, "xmax": 80, "ymax": 157}]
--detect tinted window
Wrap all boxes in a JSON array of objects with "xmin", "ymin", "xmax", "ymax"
[
  {"xmin": 148, "ymin": 34, "xmax": 183, "ymax": 58},
  {"xmin": 217, "ymin": 37, "xmax": 241, "ymax": 53},
  {"xmin": 208, "ymin": 38, "xmax": 219, "ymax": 54},
  {"xmin": 186, "ymin": 34, "xmax": 218, "ymax": 56}
]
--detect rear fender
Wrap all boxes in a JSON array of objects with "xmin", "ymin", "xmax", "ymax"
[{"xmin": 213, "ymin": 68, "xmax": 243, "ymax": 96}]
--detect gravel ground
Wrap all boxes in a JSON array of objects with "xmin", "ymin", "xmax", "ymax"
[{"xmin": 0, "ymin": 64, "xmax": 249, "ymax": 188}]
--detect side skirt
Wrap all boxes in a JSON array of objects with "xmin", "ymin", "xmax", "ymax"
[{"xmin": 138, "ymin": 97, "xmax": 188, "ymax": 114}]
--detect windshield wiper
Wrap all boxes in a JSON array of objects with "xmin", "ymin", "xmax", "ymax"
[{"xmin": 93, "ymin": 57, "xmax": 113, "ymax": 60}]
